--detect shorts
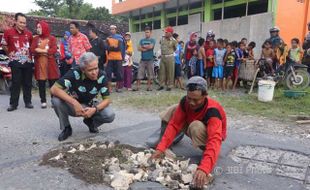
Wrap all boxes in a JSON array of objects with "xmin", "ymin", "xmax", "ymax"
[
  {"xmin": 212, "ymin": 66, "xmax": 223, "ymax": 79},
  {"xmin": 175, "ymin": 64, "xmax": 182, "ymax": 78},
  {"xmin": 205, "ymin": 67, "xmax": 213, "ymax": 79},
  {"xmin": 224, "ymin": 66, "xmax": 234, "ymax": 78},
  {"xmin": 197, "ymin": 59, "xmax": 204, "ymax": 77},
  {"xmin": 106, "ymin": 60, "xmax": 123, "ymax": 82},
  {"xmin": 233, "ymin": 67, "xmax": 239, "ymax": 79},
  {"xmin": 138, "ymin": 60, "xmax": 154, "ymax": 80}
]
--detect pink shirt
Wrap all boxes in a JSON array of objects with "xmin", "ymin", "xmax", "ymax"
[{"xmin": 68, "ymin": 32, "xmax": 92, "ymax": 64}]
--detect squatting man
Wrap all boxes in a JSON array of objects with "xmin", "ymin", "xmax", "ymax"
[
  {"xmin": 50, "ymin": 52, "xmax": 115, "ymax": 141},
  {"xmin": 149, "ymin": 76, "xmax": 227, "ymax": 188}
]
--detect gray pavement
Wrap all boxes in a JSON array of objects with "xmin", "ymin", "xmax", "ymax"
[{"xmin": 0, "ymin": 94, "xmax": 309, "ymax": 190}]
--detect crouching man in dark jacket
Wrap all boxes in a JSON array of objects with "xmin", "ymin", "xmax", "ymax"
[{"xmin": 51, "ymin": 52, "xmax": 115, "ymax": 141}]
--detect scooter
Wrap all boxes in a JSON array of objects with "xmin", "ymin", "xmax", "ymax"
[{"xmin": 0, "ymin": 54, "xmax": 11, "ymax": 94}]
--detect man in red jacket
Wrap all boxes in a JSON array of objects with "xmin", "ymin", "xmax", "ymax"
[{"xmin": 151, "ymin": 76, "xmax": 227, "ymax": 189}]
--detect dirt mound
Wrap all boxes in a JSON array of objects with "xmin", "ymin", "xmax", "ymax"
[
  {"xmin": 41, "ymin": 141, "xmax": 144, "ymax": 184},
  {"xmin": 41, "ymin": 141, "xmax": 210, "ymax": 190}
]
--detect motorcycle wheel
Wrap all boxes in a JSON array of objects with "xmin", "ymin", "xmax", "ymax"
[
  {"xmin": 0, "ymin": 79, "xmax": 10, "ymax": 94},
  {"xmin": 131, "ymin": 70, "xmax": 138, "ymax": 84},
  {"xmin": 285, "ymin": 69, "xmax": 310, "ymax": 90},
  {"xmin": 153, "ymin": 67, "xmax": 160, "ymax": 85}
]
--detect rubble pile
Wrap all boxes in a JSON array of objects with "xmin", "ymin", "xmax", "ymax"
[{"xmin": 42, "ymin": 141, "xmax": 210, "ymax": 190}]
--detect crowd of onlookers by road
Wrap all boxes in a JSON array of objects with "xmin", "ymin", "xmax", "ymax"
[{"xmin": 1, "ymin": 12, "xmax": 309, "ymax": 112}]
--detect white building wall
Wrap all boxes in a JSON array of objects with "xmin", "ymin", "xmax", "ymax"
[{"xmin": 130, "ymin": 12, "xmax": 273, "ymax": 62}]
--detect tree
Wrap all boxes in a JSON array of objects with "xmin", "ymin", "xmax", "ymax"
[
  {"xmin": 32, "ymin": 0, "xmax": 63, "ymax": 17},
  {"xmin": 29, "ymin": 0, "xmax": 127, "ymax": 22}
]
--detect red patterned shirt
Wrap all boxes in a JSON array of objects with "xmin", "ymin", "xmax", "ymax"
[
  {"xmin": 1, "ymin": 27, "xmax": 33, "ymax": 65},
  {"xmin": 68, "ymin": 32, "xmax": 92, "ymax": 64}
]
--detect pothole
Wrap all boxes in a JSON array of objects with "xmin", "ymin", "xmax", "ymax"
[{"xmin": 41, "ymin": 141, "xmax": 212, "ymax": 190}]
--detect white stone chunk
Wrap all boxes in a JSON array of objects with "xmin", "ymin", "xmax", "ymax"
[
  {"xmin": 67, "ymin": 148, "xmax": 77, "ymax": 154},
  {"xmin": 49, "ymin": 153, "xmax": 63, "ymax": 161},
  {"xmin": 181, "ymin": 173, "xmax": 193, "ymax": 184},
  {"xmin": 86, "ymin": 143, "xmax": 97, "ymax": 151},
  {"xmin": 78, "ymin": 144, "xmax": 85, "ymax": 151}
]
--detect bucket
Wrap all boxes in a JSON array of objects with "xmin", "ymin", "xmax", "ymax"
[{"xmin": 258, "ymin": 80, "xmax": 276, "ymax": 102}]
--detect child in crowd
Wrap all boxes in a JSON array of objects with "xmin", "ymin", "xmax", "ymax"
[
  {"xmin": 241, "ymin": 38, "xmax": 248, "ymax": 47},
  {"xmin": 197, "ymin": 38, "xmax": 206, "ymax": 77},
  {"xmin": 289, "ymin": 38, "xmax": 303, "ymax": 64},
  {"xmin": 173, "ymin": 33, "xmax": 184, "ymax": 89},
  {"xmin": 205, "ymin": 39, "xmax": 215, "ymax": 87},
  {"xmin": 123, "ymin": 32, "xmax": 133, "ymax": 91},
  {"xmin": 179, "ymin": 41, "xmax": 186, "ymax": 74},
  {"xmin": 189, "ymin": 49, "xmax": 198, "ymax": 77},
  {"xmin": 233, "ymin": 41, "xmax": 245, "ymax": 90},
  {"xmin": 223, "ymin": 39, "xmax": 229, "ymax": 49},
  {"xmin": 244, "ymin": 41, "xmax": 256, "ymax": 59},
  {"xmin": 223, "ymin": 43, "xmax": 236, "ymax": 90},
  {"xmin": 275, "ymin": 40, "xmax": 289, "ymax": 66},
  {"xmin": 261, "ymin": 40, "xmax": 275, "ymax": 74},
  {"xmin": 212, "ymin": 39, "xmax": 226, "ymax": 90}
]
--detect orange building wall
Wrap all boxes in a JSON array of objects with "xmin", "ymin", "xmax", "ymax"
[
  {"xmin": 112, "ymin": 0, "xmax": 168, "ymax": 15},
  {"xmin": 276, "ymin": 0, "xmax": 310, "ymax": 45}
]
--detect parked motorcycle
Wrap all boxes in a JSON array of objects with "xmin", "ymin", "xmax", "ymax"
[
  {"xmin": 257, "ymin": 58, "xmax": 310, "ymax": 90},
  {"xmin": 0, "ymin": 54, "xmax": 11, "ymax": 94}
]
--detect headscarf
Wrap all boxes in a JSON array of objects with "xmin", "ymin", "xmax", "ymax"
[
  {"xmin": 189, "ymin": 32, "xmax": 198, "ymax": 42},
  {"xmin": 37, "ymin": 20, "xmax": 50, "ymax": 38},
  {"xmin": 185, "ymin": 32, "xmax": 198, "ymax": 60},
  {"xmin": 65, "ymin": 31, "xmax": 71, "ymax": 38},
  {"xmin": 62, "ymin": 31, "xmax": 72, "ymax": 59},
  {"xmin": 62, "ymin": 31, "xmax": 71, "ymax": 44}
]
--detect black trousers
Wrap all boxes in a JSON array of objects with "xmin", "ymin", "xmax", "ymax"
[
  {"xmin": 38, "ymin": 79, "xmax": 57, "ymax": 103},
  {"xmin": 10, "ymin": 65, "xmax": 33, "ymax": 107}
]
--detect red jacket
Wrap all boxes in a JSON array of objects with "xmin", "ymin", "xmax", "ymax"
[
  {"xmin": 157, "ymin": 96, "xmax": 227, "ymax": 174},
  {"xmin": 30, "ymin": 35, "xmax": 59, "ymax": 80}
]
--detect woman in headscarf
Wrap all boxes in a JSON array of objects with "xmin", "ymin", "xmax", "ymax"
[
  {"xmin": 31, "ymin": 20, "xmax": 59, "ymax": 109},
  {"xmin": 184, "ymin": 32, "xmax": 198, "ymax": 78},
  {"xmin": 59, "ymin": 31, "xmax": 74, "ymax": 76}
]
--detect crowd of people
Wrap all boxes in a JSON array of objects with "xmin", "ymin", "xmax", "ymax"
[{"xmin": 1, "ymin": 13, "xmax": 309, "ymax": 112}]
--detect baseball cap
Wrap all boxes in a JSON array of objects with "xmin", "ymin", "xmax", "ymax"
[
  {"xmin": 186, "ymin": 76, "xmax": 208, "ymax": 91},
  {"xmin": 165, "ymin": 26, "xmax": 174, "ymax": 33},
  {"xmin": 125, "ymin": 32, "xmax": 131, "ymax": 36}
]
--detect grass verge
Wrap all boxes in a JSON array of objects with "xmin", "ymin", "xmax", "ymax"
[{"xmin": 112, "ymin": 87, "xmax": 310, "ymax": 121}]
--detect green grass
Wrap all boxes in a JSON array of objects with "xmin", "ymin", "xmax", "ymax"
[
  {"xmin": 209, "ymin": 88, "xmax": 310, "ymax": 119},
  {"xmin": 112, "ymin": 88, "xmax": 310, "ymax": 121}
]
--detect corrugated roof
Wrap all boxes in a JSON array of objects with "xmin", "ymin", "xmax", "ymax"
[{"xmin": 0, "ymin": 12, "xmax": 128, "ymax": 39}]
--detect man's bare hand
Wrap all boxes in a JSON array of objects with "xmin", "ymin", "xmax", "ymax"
[
  {"xmin": 151, "ymin": 150, "xmax": 164, "ymax": 160},
  {"xmin": 72, "ymin": 101, "xmax": 85, "ymax": 116},
  {"xmin": 83, "ymin": 107, "xmax": 96, "ymax": 118},
  {"xmin": 192, "ymin": 169, "xmax": 212, "ymax": 188}
]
